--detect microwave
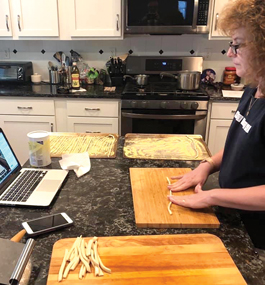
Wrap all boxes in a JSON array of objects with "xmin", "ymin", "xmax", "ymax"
[
  {"xmin": 0, "ymin": 62, "xmax": 33, "ymax": 82},
  {"xmin": 125, "ymin": 0, "xmax": 212, "ymax": 35}
]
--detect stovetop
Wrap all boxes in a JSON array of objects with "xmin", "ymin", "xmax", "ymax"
[{"xmin": 122, "ymin": 82, "xmax": 209, "ymax": 101}]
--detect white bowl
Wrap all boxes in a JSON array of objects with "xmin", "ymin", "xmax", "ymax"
[{"xmin": 231, "ymin": 83, "xmax": 244, "ymax": 91}]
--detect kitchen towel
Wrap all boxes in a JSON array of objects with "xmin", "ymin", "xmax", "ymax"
[{"xmin": 59, "ymin": 152, "xmax": 91, "ymax": 178}]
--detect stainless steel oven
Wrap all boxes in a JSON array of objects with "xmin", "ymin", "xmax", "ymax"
[
  {"xmin": 121, "ymin": 56, "xmax": 209, "ymax": 138},
  {"xmin": 125, "ymin": 0, "xmax": 212, "ymax": 35},
  {"xmin": 121, "ymin": 99, "xmax": 208, "ymax": 138}
]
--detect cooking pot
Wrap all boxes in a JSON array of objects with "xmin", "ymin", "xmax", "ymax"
[
  {"xmin": 160, "ymin": 71, "xmax": 201, "ymax": 90},
  {"xmin": 123, "ymin": 74, "xmax": 149, "ymax": 86}
]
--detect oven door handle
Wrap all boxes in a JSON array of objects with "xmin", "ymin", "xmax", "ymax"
[{"xmin": 121, "ymin": 112, "xmax": 206, "ymax": 120}]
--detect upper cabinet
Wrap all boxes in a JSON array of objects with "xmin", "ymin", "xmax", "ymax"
[
  {"xmin": 68, "ymin": 0, "xmax": 122, "ymax": 38},
  {"xmin": 209, "ymin": 0, "xmax": 229, "ymax": 40},
  {"xmin": 0, "ymin": 0, "xmax": 123, "ymax": 39},
  {"xmin": 12, "ymin": 0, "xmax": 59, "ymax": 37},
  {"xmin": 0, "ymin": 0, "xmax": 12, "ymax": 36}
]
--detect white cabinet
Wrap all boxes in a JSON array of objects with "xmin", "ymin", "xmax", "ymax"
[
  {"xmin": 0, "ymin": 98, "xmax": 56, "ymax": 165},
  {"xmin": 0, "ymin": 97, "xmax": 120, "ymax": 164},
  {"xmin": 67, "ymin": 0, "xmax": 122, "ymax": 38},
  {"xmin": 0, "ymin": 0, "xmax": 12, "ymax": 36},
  {"xmin": 209, "ymin": 0, "xmax": 229, "ymax": 40},
  {"xmin": 207, "ymin": 102, "xmax": 239, "ymax": 154},
  {"xmin": 0, "ymin": 0, "xmax": 123, "ymax": 39},
  {"xmin": 66, "ymin": 99, "xmax": 119, "ymax": 134},
  {"xmin": 67, "ymin": 117, "xmax": 118, "ymax": 133},
  {"xmin": 11, "ymin": 0, "xmax": 59, "ymax": 37}
]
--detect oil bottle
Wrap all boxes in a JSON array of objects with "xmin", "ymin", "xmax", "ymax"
[{"xmin": 71, "ymin": 62, "xmax": 80, "ymax": 90}]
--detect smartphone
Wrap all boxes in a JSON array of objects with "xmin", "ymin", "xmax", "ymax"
[{"xmin": 22, "ymin": 213, "xmax": 73, "ymax": 237}]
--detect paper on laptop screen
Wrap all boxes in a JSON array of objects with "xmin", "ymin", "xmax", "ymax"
[{"xmin": 0, "ymin": 132, "xmax": 19, "ymax": 184}]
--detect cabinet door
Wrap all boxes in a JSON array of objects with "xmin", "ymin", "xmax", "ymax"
[
  {"xmin": 69, "ymin": 0, "xmax": 121, "ymax": 37},
  {"xmin": 207, "ymin": 119, "xmax": 232, "ymax": 154},
  {"xmin": 0, "ymin": 115, "xmax": 55, "ymax": 165},
  {"xmin": 0, "ymin": 0, "xmax": 12, "ymax": 36},
  {"xmin": 209, "ymin": 0, "xmax": 229, "ymax": 39},
  {"xmin": 12, "ymin": 0, "xmax": 59, "ymax": 37},
  {"xmin": 67, "ymin": 117, "xmax": 118, "ymax": 134}
]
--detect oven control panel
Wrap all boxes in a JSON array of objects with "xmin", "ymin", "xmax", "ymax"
[{"xmin": 122, "ymin": 100, "xmax": 208, "ymax": 110}]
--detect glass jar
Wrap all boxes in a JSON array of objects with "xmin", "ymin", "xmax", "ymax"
[{"xmin": 223, "ymin": 67, "xmax": 237, "ymax": 85}]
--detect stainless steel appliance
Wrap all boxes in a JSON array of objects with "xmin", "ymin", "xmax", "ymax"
[
  {"xmin": 121, "ymin": 56, "xmax": 209, "ymax": 138},
  {"xmin": 0, "ymin": 62, "xmax": 33, "ymax": 82},
  {"xmin": 125, "ymin": 0, "xmax": 212, "ymax": 35}
]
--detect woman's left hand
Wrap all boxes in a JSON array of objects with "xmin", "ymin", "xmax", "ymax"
[{"xmin": 168, "ymin": 187, "xmax": 213, "ymax": 209}]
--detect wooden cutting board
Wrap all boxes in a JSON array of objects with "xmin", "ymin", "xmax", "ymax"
[
  {"xmin": 130, "ymin": 168, "xmax": 220, "ymax": 228},
  {"xmin": 123, "ymin": 133, "xmax": 211, "ymax": 160},
  {"xmin": 47, "ymin": 234, "xmax": 246, "ymax": 285}
]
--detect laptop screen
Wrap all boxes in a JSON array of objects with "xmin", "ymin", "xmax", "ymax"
[{"xmin": 0, "ymin": 131, "xmax": 20, "ymax": 184}]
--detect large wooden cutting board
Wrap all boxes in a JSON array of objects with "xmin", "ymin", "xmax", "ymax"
[
  {"xmin": 130, "ymin": 168, "xmax": 220, "ymax": 228},
  {"xmin": 47, "ymin": 234, "xmax": 246, "ymax": 285}
]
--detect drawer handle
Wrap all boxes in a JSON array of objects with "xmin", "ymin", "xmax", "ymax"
[
  {"xmin": 86, "ymin": 131, "xmax": 101, "ymax": 133},
  {"xmin": 6, "ymin": 15, "xmax": 9, "ymax": 32},
  {"xmin": 215, "ymin": 13, "xmax": 219, "ymax": 31},
  {"xmin": 17, "ymin": 15, "xmax": 21, "ymax": 31},
  {"xmin": 17, "ymin": 106, "xmax": 33, "ymax": 110},
  {"xmin": 231, "ymin": 110, "xmax": 236, "ymax": 113},
  {"xmin": 85, "ymin": 108, "xmax": 100, "ymax": 111}
]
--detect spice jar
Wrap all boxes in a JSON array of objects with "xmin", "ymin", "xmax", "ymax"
[{"xmin": 223, "ymin": 67, "xmax": 237, "ymax": 85}]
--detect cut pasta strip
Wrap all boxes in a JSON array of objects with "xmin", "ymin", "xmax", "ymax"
[
  {"xmin": 60, "ymin": 236, "xmax": 111, "ymax": 281},
  {"xmin": 58, "ymin": 249, "xmax": 68, "ymax": 282},
  {"xmin": 166, "ymin": 176, "xmax": 172, "ymax": 215}
]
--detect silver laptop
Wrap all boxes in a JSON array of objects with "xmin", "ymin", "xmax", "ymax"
[{"xmin": 0, "ymin": 128, "xmax": 68, "ymax": 207}]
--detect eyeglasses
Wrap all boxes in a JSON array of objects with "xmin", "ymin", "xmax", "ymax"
[{"xmin": 229, "ymin": 42, "xmax": 246, "ymax": 55}]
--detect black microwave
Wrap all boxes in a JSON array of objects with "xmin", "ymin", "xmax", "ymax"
[
  {"xmin": 125, "ymin": 0, "xmax": 212, "ymax": 35},
  {"xmin": 0, "ymin": 62, "xmax": 33, "ymax": 82}
]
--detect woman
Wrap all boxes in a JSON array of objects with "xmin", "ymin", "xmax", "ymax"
[{"xmin": 168, "ymin": 0, "xmax": 265, "ymax": 251}]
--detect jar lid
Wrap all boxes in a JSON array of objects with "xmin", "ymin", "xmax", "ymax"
[{"xmin": 225, "ymin": 67, "xmax": 236, "ymax": 71}]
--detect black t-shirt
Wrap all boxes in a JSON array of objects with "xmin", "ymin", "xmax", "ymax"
[{"xmin": 219, "ymin": 87, "xmax": 265, "ymax": 249}]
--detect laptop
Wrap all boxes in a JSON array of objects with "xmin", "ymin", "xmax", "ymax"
[{"xmin": 0, "ymin": 128, "xmax": 68, "ymax": 207}]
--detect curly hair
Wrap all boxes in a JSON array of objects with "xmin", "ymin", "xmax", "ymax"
[{"xmin": 218, "ymin": 0, "xmax": 265, "ymax": 95}]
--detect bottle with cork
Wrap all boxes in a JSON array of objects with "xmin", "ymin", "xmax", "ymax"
[{"xmin": 71, "ymin": 62, "xmax": 80, "ymax": 90}]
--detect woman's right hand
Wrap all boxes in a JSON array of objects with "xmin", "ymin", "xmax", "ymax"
[{"xmin": 168, "ymin": 163, "xmax": 212, "ymax": 193}]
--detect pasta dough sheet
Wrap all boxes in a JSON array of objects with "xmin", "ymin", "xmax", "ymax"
[
  {"xmin": 123, "ymin": 134, "xmax": 211, "ymax": 160},
  {"xmin": 50, "ymin": 133, "xmax": 119, "ymax": 158}
]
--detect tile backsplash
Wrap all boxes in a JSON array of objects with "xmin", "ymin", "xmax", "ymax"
[{"xmin": 0, "ymin": 35, "xmax": 233, "ymax": 82}]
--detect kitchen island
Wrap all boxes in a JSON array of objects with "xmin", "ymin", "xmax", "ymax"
[{"xmin": 0, "ymin": 138, "xmax": 264, "ymax": 284}]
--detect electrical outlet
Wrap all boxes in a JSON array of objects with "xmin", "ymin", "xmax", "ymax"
[
  {"xmin": 110, "ymin": 47, "xmax": 116, "ymax": 57},
  {"xmin": 4, "ymin": 48, "xmax": 10, "ymax": 59},
  {"xmin": 204, "ymin": 48, "xmax": 212, "ymax": 60}
]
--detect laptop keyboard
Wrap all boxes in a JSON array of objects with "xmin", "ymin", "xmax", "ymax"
[{"xmin": 0, "ymin": 170, "xmax": 47, "ymax": 202}]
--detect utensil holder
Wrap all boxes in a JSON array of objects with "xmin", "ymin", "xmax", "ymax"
[{"xmin": 49, "ymin": 70, "xmax": 59, "ymax": 84}]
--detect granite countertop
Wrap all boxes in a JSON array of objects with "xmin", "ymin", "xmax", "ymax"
[
  {"xmin": 0, "ymin": 138, "xmax": 264, "ymax": 284},
  {"xmin": 0, "ymin": 82, "xmax": 242, "ymax": 102},
  {"xmin": 0, "ymin": 83, "xmax": 122, "ymax": 99}
]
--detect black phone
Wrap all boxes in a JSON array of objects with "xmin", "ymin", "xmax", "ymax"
[{"xmin": 22, "ymin": 213, "xmax": 73, "ymax": 237}]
